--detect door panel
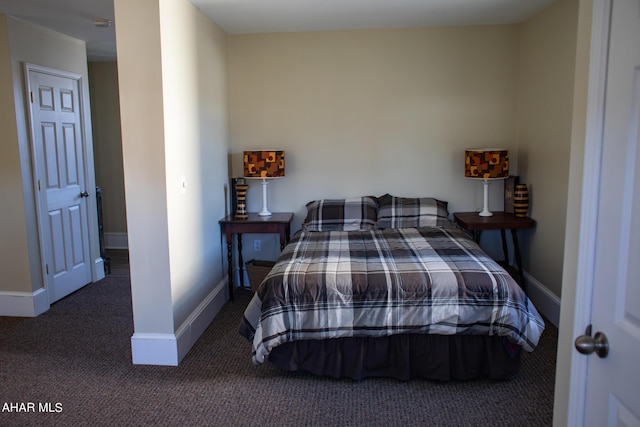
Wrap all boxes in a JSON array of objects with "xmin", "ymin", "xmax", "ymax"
[
  {"xmin": 63, "ymin": 124, "xmax": 79, "ymax": 184},
  {"xmin": 42, "ymin": 123, "xmax": 59, "ymax": 187},
  {"xmin": 68, "ymin": 204, "xmax": 86, "ymax": 265},
  {"xmin": 48, "ymin": 210, "xmax": 66, "ymax": 275}
]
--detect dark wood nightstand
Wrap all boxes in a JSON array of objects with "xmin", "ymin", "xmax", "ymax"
[
  {"xmin": 219, "ymin": 212, "xmax": 293, "ymax": 300},
  {"xmin": 453, "ymin": 211, "xmax": 536, "ymax": 294}
]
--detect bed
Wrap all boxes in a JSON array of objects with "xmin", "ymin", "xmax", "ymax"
[{"xmin": 239, "ymin": 194, "xmax": 545, "ymax": 381}]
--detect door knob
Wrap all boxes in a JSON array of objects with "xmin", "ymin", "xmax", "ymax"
[
  {"xmin": 80, "ymin": 191, "xmax": 89, "ymax": 198},
  {"xmin": 574, "ymin": 324, "xmax": 609, "ymax": 358}
]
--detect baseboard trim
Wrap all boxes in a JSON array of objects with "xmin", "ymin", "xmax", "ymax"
[
  {"xmin": 131, "ymin": 277, "xmax": 228, "ymax": 365},
  {"xmin": 174, "ymin": 277, "xmax": 228, "ymax": 363},
  {"xmin": 525, "ymin": 271, "xmax": 561, "ymax": 328},
  {"xmin": 130, "ymin": 333, "xmax": 180, "ymax": 365},
  {"xmin": 104, "ymin": 232, "xmax": 128, "ymax": 249},
  {"xmin": 94, "ymin": 257, "xmax": 105, "ymax": 282},
  {"xmin": 0, "ymin": 287, "xmax": 49, "ymax": 317}
]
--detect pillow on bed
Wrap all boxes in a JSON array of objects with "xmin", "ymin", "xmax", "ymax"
[
  {"xmin": 302, "ymin": 196, "xmax": 378, "ymax": 232},
  {"xmin": 376, "ymin": 194, "xmax": 450, "ymax": 229}
]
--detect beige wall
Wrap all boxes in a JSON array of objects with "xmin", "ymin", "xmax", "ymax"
[
  {"xmin": 88, "ymin": 62, "xmax": 127, "ymax": 237},
  {"xmin": 228, "ymin": 26, "xmax": 521, "ymax": 240},
  {"xmin": 0, "ymin": 15, "xmax": 31, "ymax": 293},
  {"xmin": 0, "ymin": 15, "xmax": 99, "ymax": 296},
  {"xmin": 115, "ymin": 0, "xmax": 229, "ymax": 342},
  {"xmin": 516, "ymin": 0, "xmax": 580, "ymax": 298},
  {"xmin": 49, "ymin": 12, "xmax": 578, "ymax": 305},
  {"xmin": 160, "ymin": 0, "xmax": 229, "ymax": 329},
  {"xmin": 115, "ymin": 0, "xmax": 173, "ymax": 333}
]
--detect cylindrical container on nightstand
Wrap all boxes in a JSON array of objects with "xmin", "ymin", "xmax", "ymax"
[
  {"xmin": 234, "ymin": 184, "xmax": 249, "ymax": 220},
  {"xmin": 513, "ymin": 184, "xmax": 529, "ymax": 217}
]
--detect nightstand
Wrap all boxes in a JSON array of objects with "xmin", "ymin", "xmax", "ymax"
[
  {"xmin": 453, "ymin": 211, "xmax": 536, "ymax": 294},
  {"xmin": 219, "ymin": 212, "xmax": 293, "ymax": 300}
]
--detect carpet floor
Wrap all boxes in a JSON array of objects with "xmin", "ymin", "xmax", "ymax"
[{"xmin": 0, "ymin": 262, "xmax": 556, "ymax": 426}]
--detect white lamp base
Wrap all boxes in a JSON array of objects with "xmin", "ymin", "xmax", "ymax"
[
  {"xmin": 258, "ymin": 178, "xmax": 271, "ymax": 216},
  {"xmin": 478, "ymin": 179, "xmax": 493, "ymax": 217}
]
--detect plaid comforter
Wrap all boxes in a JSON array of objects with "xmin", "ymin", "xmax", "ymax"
[{"xmin": 239, "ymin": 227, "xmax": 545, "ymax": 365}]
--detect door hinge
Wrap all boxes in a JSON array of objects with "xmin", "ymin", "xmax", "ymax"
[
  {"xmin": 30, "ymin": 91, "xmax": 34, "ymax": 103},
  {"xmin": 45, "ymin": 264, "xmax": 49, "ymax": 275},
  {"xmin": 38, "ymin": 180, "xmax": 41, "ymax": 191}
]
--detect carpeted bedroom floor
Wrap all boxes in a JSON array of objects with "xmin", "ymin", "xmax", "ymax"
[{"xmin": 0, "ymin": 251, "xmax": 556, "ymax": 426}]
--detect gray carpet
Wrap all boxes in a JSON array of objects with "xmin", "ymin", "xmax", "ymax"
[{"xmin": 0, "ymin": 263, "xmax": 556, "ymax": 426}]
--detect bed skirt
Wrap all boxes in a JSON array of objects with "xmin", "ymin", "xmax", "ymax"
[{"xmin": 267, "ymin": 334, "xmax": 521, "ymax": 381}]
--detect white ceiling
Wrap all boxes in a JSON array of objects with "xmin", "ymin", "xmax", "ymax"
[{"xmin": 0, "ymin": 0, "xmax": 555, "ymax": 61}]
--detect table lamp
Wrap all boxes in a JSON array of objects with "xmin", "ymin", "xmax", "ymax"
[
  {"xmin": 243, "ymin": 150, "xmax": 285, "ymax": 217},
  {"xmin": 465, "ymin": 148, "xmax": 509, "ymax": 217}
]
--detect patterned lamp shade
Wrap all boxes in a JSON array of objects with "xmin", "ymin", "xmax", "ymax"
[
  {"xmin": 464, "ymin": 148, "xmax": 509, "ymax": 217},
  {"xmin": 243, "ymin": 150, "xmax": 285, "ymax": 178},
  {"xmin": 243, "ymin": 150, "xmax": 285, "ymax": 217},
  {"xmin": 464, "ymin": 149, "xmax": 509, "ymax": 179}
]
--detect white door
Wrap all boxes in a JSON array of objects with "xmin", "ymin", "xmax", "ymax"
[
  {"xmin": 26, "ymin": 65, "xmax": 92, "ymax": 303},
  {"xmin": 575, "ymin": 0, "xmax": 640, "ymax": 425}
]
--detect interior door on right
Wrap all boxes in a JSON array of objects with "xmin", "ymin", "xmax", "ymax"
[{"xmin": 582, "ymin": 0, "xmax": 640, "ymax": 424}]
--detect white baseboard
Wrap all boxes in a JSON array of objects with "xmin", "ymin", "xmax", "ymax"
[
  {"xmin": 525, "ymin": 271, "xmax": 561, "ymax": 328},
  {"xmin": 104, "ymin": 232, "xmax": 128, "ymax": 249},
  {"xmin": 130, "ymin": 276, "xmax": 228, "ymax": 365},
  {"xmin": 130, "ymin": 333, "xmax": 180, "ymax": 365},
  {"xmin": 0, "ymin": 288, "xmax": 49, "ymax": 317},
  {"xmin": 94, "ymin": 257, "xmax": 105, "ymax": 282}
]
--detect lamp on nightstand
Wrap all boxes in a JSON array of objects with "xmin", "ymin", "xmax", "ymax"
[
  {"xmin": 243, "ymin": 150, "xmax": 285, "ymax": 217},
  {"xmin": 465, "ymin": 148, "xmax": 509, "ymax": 217}
]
